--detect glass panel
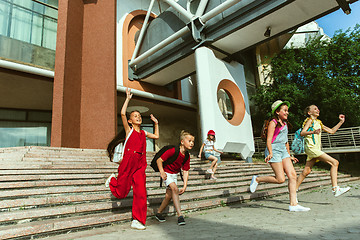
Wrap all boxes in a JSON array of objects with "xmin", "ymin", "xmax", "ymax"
[
  {"xmin": 43, "ymin": 17, "xmax": 57, "ymax": 49},
  {"xmin": 0, "ymin": 0, "xmax": 57, "ymax": 50},
  {"xmin": 10, "ymin": 5, "xmax": 32, "ymax": 43},
  {"xmin": 0, "ymin": 121, "xmax": 51, "ymax": 147},
  {"xmin": 0, "ymin": 0, "xmax": 10, "ymax": 36},
  {"xmin": 31, "ymin": 12, "xmax": 43, "ymax": 46},
  {"xmin": 0, "ymin": 109, "xmax": 26, "ymax": 121},
  {"xmin": 217, "ymin": 89, "xmax": 234, "ymax": 120}
]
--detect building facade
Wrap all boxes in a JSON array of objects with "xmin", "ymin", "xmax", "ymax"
[{"xmin": 0, "ymin": 0, "xmax": 355, "ymax": 155}]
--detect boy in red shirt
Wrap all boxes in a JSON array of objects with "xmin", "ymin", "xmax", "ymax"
[{"xmin": 155, "ymin": 131, "xmax": 194, "ymax": 225}]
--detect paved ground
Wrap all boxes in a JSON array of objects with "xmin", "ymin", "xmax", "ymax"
[{"xmin": 52, "ymin": 180, "xmax": 360, "ymax": 240}]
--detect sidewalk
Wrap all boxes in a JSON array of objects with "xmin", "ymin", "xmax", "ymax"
[{"xmin": 52, "ymin": 180, "xmax": 360, "ymax": 240}]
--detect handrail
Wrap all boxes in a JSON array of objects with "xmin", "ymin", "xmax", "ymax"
[{"xmin": 254, "ymin": 126, "xmax": 360, "ymax": 154}]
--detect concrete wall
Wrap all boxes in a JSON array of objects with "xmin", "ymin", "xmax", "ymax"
[{"xmin": 0, "ymin": 35, "xmax": 55, "ymax": 70}]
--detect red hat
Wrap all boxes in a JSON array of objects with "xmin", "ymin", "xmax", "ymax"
[{"xmin": 207, "ymin": 130, "xmax": 215, "ymax": 136}]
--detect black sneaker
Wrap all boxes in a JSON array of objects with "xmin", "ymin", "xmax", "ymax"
[
  {"xmin": 177, "ymin": 216, "xmax": 186, "ymax": 226},
  {"xmin": 155, "ymin": 213, "xmax": 166, "ymax": 222}
]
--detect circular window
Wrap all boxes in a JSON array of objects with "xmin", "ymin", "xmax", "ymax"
[
  {"xmin": 217, "ymin": 79, "xmax": 246, "ymax": 126},
  {"xmin": 217, "ymin": 89, "xmax": 234, "ymax": 120}
]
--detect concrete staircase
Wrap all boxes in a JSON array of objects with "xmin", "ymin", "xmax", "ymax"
[{"xmin": 0, "ymin": 146, "xmax": 358, "ymax": 239}]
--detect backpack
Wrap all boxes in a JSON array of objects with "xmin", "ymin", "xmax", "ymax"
[
  {"xmin": 112, "ymin": 128, "xmax": 134, "ymax": 163},
  {"xmin": 150, "ymin": 145, "xmax": 190, "ymax": 186},
  {"xmin": 291, "ymin": 128, "xmax": 304, "ymax": 154},
  {"xmin": 291, "ymin": 121, "xmax": 315, "ymax": 154}
]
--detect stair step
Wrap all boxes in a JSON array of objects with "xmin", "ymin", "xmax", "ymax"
[
  {"xmin": 0, "ymin": 176, "xmax": 357, "ymax": 240},
  {"xmin": 0, "ymin": 174, "xmax": 354, "ymax": 224},
  {"xmin": 0, "ymin": 146, "xmax": 358, "ymax": 240}
]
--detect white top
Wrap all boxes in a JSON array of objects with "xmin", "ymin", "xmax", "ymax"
[{"xmin": 204, "ymin": 139, "xmax": 214, "ymax": 152}]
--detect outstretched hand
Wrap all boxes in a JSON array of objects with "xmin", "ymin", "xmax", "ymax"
[
  {"xmin": 150, "ymin": 114, "xmax": 158, "ymax": 124},
  {"xmin": 126, "ymin": 88, "xmax": 133, "ymax": 99},
  {"xmin": 339, "ymin": 114, "xmax": 345, "ymax": 123}
]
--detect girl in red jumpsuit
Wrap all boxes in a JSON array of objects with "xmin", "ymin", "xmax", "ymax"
[{"xmin": 106, "ymin": 88, "xmax": 159, "ymax": 230}]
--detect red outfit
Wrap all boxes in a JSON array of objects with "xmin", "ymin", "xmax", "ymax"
[
  {"xmin": 160, "ymin": 148, "xmax": 190, "ymax": 174},
  {"xmin": 109, "ymin": 129, "xmax": 147, "ymax": 225}
]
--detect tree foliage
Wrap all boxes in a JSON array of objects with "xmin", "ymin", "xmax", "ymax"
[{"xmin": 252, "ymin": 24, "xmax": 360, "ymax": 135}]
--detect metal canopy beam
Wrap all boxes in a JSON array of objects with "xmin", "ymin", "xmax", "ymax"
[{"xmin": 129, "ymin": 0, "xmax": 359, "ymax": 85}]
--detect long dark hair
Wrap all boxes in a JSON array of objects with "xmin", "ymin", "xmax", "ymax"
[{"xmin": 107, "ymin": 129, "xmax": 126, "ymax": 160}]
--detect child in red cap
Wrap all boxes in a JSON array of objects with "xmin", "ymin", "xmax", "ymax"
[{"xmin": 198, "ymin": 130, "xmax": 223, "ymax": 179}]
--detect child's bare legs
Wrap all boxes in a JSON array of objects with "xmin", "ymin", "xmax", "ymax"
[
  {"xmin": 296, "ymin": 159, "xmax": 316, "ymax": 190},
  {"xmin": 282, "ymin": 158, "xmax": 297, "ymax": 206},
  {"xmin": 256, "ymin": 162, "xmax": 285, "ymax": 184},
  {"xmin": 157, "ymin": 188, "xmax": 172, "ymax": 214},
  {"xmin": 207, "ymin": 155, "xmax": 218, "ymax": 178},
  {"xmin": 317, "ymin": 153, "xmax": 339, "ymax": 188},
  {"xmin": 167, "ymin": 183, "xmax": 182, "ymax": 216}
]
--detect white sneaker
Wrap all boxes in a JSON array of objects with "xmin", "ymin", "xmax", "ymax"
[
  {"xmin": 207, "ymin": 169, "xmax": 214, "ymax": 174},
  {"xmin": 131, "ymin": 219, "xmax": 146, "ymax": 230},
  {"xmin": 333, "ymin": 186, "xmax": 351, "ymax": 197},
  {"xmin": 249, "ymin": 175, "xmax": 258, "ymax": 193},
  {"xmin": 289, "ymin": 204, "xmax": 311, "ymax": 212},
  {"xmin": 105, "ymin": 173, "xmax": 115, "ymax": 188}
]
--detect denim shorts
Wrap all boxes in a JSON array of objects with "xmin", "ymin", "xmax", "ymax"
[
  {"xmin": 265, "ymin": 143, "xmax": 290, "ymax": 163},
  {"xmin": 204, "ymin": 152, "xmax": 221, "ymax": 164}
]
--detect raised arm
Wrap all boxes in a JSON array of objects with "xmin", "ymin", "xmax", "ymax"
[
  {"xmin": 121, "ymin": 88, "xmax": 133, "ymax": 134},
  {"xmin": 146, "ymin": 114, "xmax": 159, "ymax": 139},
  {"xmin": 323, "ymin": 114, "xmax": 345, "ymax": 134}
]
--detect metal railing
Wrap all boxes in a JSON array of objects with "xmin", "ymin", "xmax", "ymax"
[{"xmin": 254, "ymin": 126, "xmax": 360, "ymax": 154}]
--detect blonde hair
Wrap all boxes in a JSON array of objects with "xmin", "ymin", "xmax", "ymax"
[{"xmin": 180, "ymin": 130, "xmax": 193, "ymax": 141}]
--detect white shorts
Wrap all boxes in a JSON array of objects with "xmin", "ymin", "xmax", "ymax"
[{"xmin": 164, "ymin": 172, "xmax": 178, "ymax": 187}]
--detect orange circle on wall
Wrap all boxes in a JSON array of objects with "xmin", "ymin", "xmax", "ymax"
[{"xmin": 217, "ymin": 79, "xmax": 246, "ymax": 126}]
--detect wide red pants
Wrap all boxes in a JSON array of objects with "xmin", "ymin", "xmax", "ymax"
[{"xmin": 109, "ymin": 151, "xmax": 147, "ymax": 225}]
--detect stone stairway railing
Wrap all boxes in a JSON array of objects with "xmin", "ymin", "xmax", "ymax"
[{"xmin": 0, "ymin": 146, "xmax": 358, "ymax": 239}]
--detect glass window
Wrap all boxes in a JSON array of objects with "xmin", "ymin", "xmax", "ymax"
[
  {"xmin": 0, "ymin": 121, "xmax": 51, "ymax": 147},
  {"xmin": 0, "ymin": 0, "xmax": 58, "ymax": 50},
  {"xmin": 0, "ymin": 108, "xmax": 52, "ymax": 148},
  {"xmin": 0, "ymin": 0, "xmax": 11, "ymax": 36}
]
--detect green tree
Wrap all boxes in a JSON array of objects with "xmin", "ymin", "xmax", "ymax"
[{"xmin": 252, "ymin": 24, "xmax": 360, "ymax": 136}]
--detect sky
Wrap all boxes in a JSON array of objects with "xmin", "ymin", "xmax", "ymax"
[{"xmin": 316, "ymin": 1, "xmax": 360, "ymax": 37}]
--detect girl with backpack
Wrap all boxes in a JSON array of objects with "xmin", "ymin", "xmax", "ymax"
[
  {"xmin": 198, "ymin": 130, "xmax": 223, "ymax": 180},
  {"xmin": 249, "ymin": 100, "xmax": 310, "ymax": 211},
  {"xmin": 296, "ymin": 105, "xmax": 350, "ymax": 197},
  {"xmin": 105, "ymin": 88, "xmax": 159, "ymax": 230}
]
